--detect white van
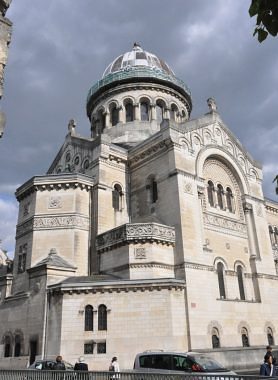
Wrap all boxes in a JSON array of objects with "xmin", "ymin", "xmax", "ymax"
[{"xmin": 133, "ymin": 351, "xmax": 236, "ymax": 375}]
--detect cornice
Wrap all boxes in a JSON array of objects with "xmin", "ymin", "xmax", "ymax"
[
  {"xmin": 48, "ymin": 279, "xmax": 186, "ymax": 296},
  {"xmin": 16, "ymin": 174, "xmax": 94, "ymax": 201}
]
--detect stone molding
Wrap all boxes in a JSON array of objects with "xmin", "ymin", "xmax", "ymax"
[
  {"xmin": 105, "ymin": 262, "xmax": 175, "ymax": 273},
  {"xmin": 16, "ymin": 174, "xmax": 94, "ymax": 201},
  {"xmin": 16, "ymin": 214, "xmax": 90, "ymax": 237},
  {"xmin": 203, "ymin": 212, "xmax": 247, "ymax": 238},
  {"xmin": 49, "ymin": 281, "xmax": 185, "ymax": 296},
  {"xmin": 96, "ymin": 222, "xmax": 175, "ymax": 252}
]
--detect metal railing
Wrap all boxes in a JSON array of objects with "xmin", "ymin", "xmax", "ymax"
[
  {"xmin": 86, "ymin": 66, "xmax": 191, "ymax": 104},
  {"xmin": 0, "ymin": 370, "xmax": 274, "ymax": 380}
]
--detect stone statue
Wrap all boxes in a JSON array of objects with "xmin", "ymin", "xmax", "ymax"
[
  {"xmin": 207, "ymin": 97, "xmax": 217, "ymax": 112},
  {"xmin": 68, "ymin": 119, "xmax": 76, "ymax": 135}
]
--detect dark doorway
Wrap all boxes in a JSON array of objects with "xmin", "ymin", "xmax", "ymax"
[{"xmin": 29, "ymin": 340, "xmax": 37, "ymax": 365}]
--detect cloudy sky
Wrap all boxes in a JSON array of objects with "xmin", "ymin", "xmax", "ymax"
[{"xmin": 0, "ymin": 0, "xmax": 277, "ymax": 255}]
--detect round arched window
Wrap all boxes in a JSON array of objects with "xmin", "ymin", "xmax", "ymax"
[{"xmin": 74, "ymin": 156, "xmax": 80, "ymax": 165}]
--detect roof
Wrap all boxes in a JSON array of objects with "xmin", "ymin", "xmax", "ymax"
[
  {"xmin": 34, "ymin": 249, "xmax": 76, "ymax": 269},
  {"xmin": 102, "ymin": 43, "xmax": 174, "ymax": 78}
]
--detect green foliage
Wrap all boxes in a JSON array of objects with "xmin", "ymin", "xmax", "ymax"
[{"xmin": 249, "ymin": 0, "xmax": 278, "ymax": 42}]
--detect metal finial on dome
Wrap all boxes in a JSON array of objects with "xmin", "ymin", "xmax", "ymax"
[{"xmin": 133, "ymin": 42, "xmax": 141, "ymax": 48}]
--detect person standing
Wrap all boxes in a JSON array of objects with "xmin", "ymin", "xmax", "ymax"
[
  {"xmin": 53, "ymin": 355, "xmax": 66, "ymax": 370},
  {"xmin": 109, "ymin": 356, "xmax": 120, "ymax": 378},
  {"xmin": 74, "ymin": 356, "xmax": 88, "ymax": 371},
  {"xmin": 266, "ymin": 345, "xmax": 276, "ymax": 365},
  {"xmin": 260, "ymin": 353, "xmax": 276, "ymax": 376}
]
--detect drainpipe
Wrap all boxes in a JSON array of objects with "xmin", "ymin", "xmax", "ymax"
[
  {"xmin": 41, "ymin": 289, "xmax": 49, "ymax": 359},
  {"xmin": 183, "ymin": 272, "xmax": 192, "ymax": 351}
]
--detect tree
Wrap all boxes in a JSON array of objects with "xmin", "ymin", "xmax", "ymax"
[{"xmin": 249, "ymin": 0, "xmax": 278, "ymax": 42}]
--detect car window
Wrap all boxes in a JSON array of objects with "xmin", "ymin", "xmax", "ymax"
[
  {"xmin": 191, "ymin": 355, "xmax": 227, "ymax": 372},
  {"xmin": 45, "ymin": 361, "xmax": 54, "ymax": 370},
  {"xmin": 173, "ymin": 355, "xmax": 193, "ymax": 371},
  {"xmin": 139, "ymin": 355, "xmax": 171, "ymax": 370}
]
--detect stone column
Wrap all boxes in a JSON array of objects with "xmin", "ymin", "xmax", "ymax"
[
  {"xmin": 244, "ymin": 202, "xmax": 259, "ymax": 258},
  {"xmin": 118, "ymin": 106, "xmax": 124, "ymax": 123},
  {"xmin": 164, "ymin": 107, "xmax": 170, "ymax": 119},
  {"xmin": 150, "ymin": 103, "xmax": 156, "ymax": 121},
  {"xmin": 134, "ymin": 103, "xmax": 140, "ymax": 120},
  {"xmin": 105, "ymin": 112, "xmax": 111, "ymax": 128}
]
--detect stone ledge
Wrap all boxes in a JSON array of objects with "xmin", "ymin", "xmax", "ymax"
[{"xmin": 96, "ymin": 222, "xmax": 175, "ymax": 252}]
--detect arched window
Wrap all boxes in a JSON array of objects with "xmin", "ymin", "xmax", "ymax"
[
  {"xmin": 98, "ymin": 304, "xmax": 107, "ymax": 331},
  {"xmin": 156, "ymin": 101, "xmax": 165, "ymax": 124},
  {"xmin": 140, "ymin": 101, "xmax": 149, "ymax": 121},
  {"xmin": 207, "ymin": 181, "xmax": 214, "ymax": 207},
  {"xmin": 112, "ymin": 184, "xmax": 123, "ymax": 211},
  {"xmin": 274, "ymin": 227, "xmax": 278, "ymax": 244},
  {"xmin": 217, "ymin": 184, "xmax": 224, "ymax": 210},
  {"xmin": 170, "ymin": 104, "xmax": 178, "ymax": 121},
  {"xmin": 84, "ymin": 305, "xmax": 94, "ymax": 331},
  {"xmin": 226, "ymin": 187, "xmax": 233, "ymax": 212},
  {"xmin": 217, "ymin": 262, "xmax": 226, "ymax": 299},
  {"xmin": 237, "ymin": 265, "xmax": 245, "ymax": 300},
  {"xmin": 241, "ymin": 327, "xmax": 249, "ymax": 347},
  {"xmin": 212, "ymin": 327, "xmax": 220, "ymax": 348},
  {"xmin": 267, "ymin": 327, "xmax": 274, "ymax": 346},
  {"xmin": 125, "ymin": 103, "xmax": 134, "ymax": 122},
  {"xmin": 269, "ymin": 225, "xmax": 274, "ymax": 245},
  {"xmin": 110, "ymin": 105, "xmax": 119, "ymax": 126},
  {"xmin": 14, "ymin": 335, "xmax": 21, "ymax": 357},
  {"xmin": 181, "ymin": 110, "xmax": 186, "ymax": 121},
  {"xmin": 150, "ymin": 178, "xmax": 158, "ymax": 203},
  {"xmin": 4, "ymin": 336, "xmax": 11, "ymax": 357}
]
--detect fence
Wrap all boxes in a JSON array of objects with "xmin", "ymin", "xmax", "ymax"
[{"xmin": 0, "ymin": 370, "xmax": 274, "ymax": 380}]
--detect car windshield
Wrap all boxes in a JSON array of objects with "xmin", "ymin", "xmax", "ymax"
[{"xmin": 191, "ymin": 355, "xmax": 228, "ymax": 372}]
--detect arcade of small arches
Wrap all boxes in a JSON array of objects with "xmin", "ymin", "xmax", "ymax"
[
  {"xmin": 210, "ymin": 325, "xmax": 275, "ymax": 349},
  {"xmin": 207, "ymin": 180, "xmax": 235, "ymax": 213},
  {"xmin": 1, "ymin": 331, "xmax": 24, "ymax": 358},
  {"xmin": 268, "ymin": 225, "xmax": 278, "ymax": 247},
  {"xmin": 91, "ymin": 96, "xmax": 188, "ymax": 137}
]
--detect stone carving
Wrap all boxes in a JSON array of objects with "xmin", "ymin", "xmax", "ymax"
[
  {"xmin": 184, "ymin": 182, "xmax": 193, "ymax": 194},
  {"xmin": 203, "ymin": 212, "xmax": 247, "ymax": 236},
  {"xmin": 48, "ymin": 196, "xmax": 62, "ymax": 209},
  {"xmin": 68, "ymin": 119, "xmax": 76, "ymax": 135},
  {"xmin": 96, "ymin": 223, "xmax": 175, "ymax": 251},
  {"xmin": 207, "ymin": 97, "xmax": 217, "ymax": 112},
  {"xmin": 134, "ymin": 247, "xmax": 146, "ymax": 259}
]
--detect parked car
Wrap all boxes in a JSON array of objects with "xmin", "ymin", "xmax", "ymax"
[
  {"xmin": 133, "ymin": 351, "xmax": 236, "ymax": 375},
  {"xmin": 28, "ymin": 359, "xmax": 74, "ymax": 371}
]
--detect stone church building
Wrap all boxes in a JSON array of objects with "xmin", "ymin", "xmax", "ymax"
[{"xmin": 0, "ymin": 43, "xmax": 278, "ymax": 370}]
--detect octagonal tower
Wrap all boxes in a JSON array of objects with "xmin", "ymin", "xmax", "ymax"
[{"xmin": 86, "ymin": 43, "xmax": 192, "ymax": 148}]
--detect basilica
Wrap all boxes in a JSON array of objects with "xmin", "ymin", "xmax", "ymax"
[{"xmin": 0, "ymin": 43, "xmax": 278, "ymax": 370}]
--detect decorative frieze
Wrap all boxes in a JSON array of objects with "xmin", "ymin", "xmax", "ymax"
[
  {"xmin": 203, "ymin": 212, "xmax": 247, "ymax": 237},
  {"xmin": 16, "ymin": 214, "xmax": 90, "ymax": 237},
  {"xmin": 96, "ymin": 223, "xmax": 175, "ymax": 252}
]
